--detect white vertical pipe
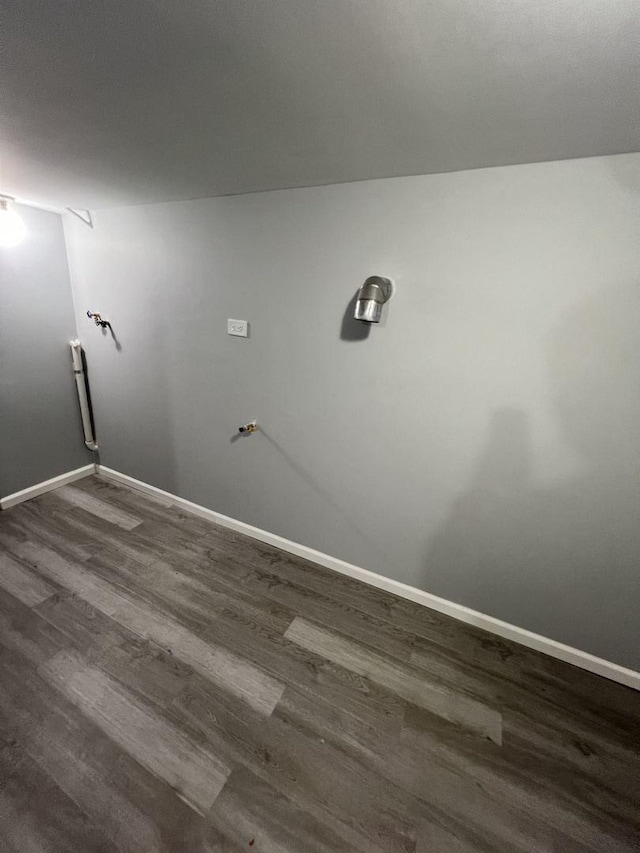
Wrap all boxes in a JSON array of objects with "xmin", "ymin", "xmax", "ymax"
[{"xmin": 70, "ymin": 339, "xmax": 98, "ymax": 451}]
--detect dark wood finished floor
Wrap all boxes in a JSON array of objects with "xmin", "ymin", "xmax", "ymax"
[{"xmin": 0, "ymin": 476, "xmax": 638, "ymax": 852}]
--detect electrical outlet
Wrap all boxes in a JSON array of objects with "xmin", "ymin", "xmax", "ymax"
[{"xmin": 228, "ymin": 319, "xmax": 248, "ymax": 337}]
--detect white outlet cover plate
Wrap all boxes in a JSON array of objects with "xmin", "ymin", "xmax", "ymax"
[{"xmin": 228, "ymin": 319, "xmax": 248, "ymax": 337}]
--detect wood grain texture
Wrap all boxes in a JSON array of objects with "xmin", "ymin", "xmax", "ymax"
[
  {"xmin": 0, "ymin": 586, "xmax": 67, "ymax": 667},
  {"xmin": 41, "ymin": 651, "xmax": 230, "ymax": 815},
  {"xmin": 285, "ymin": 616, "xmax": 503, "ymax": 744},
  {"xmin": 0, "ymin": 552, "xmax": 57, "ymax": 606},
  {"xmin": 0, "ymin": 723, "xmax": 117, "ymax": 853},
  {"xmin": 209, "ymin": 765, "xmax": 359, "ymax": 853},
  {"xmin": 3, "ymin": 534, "xmax": 285, "ymax": 717},
  {"xmin": 0, "ymin": 643, "xmax": 234, "ymax": 853},
  {"xmin": 0, "ymin": 474, "xmax": 638, "ymax": 851},
  {"xmin": 53, "ymin": 484, "xmax": 144, "ymax": 530}
]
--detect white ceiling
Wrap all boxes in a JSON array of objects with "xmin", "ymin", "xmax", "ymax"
[{"xmin": 1, "ymin": 0, "xmax": 639, "ymax": 209}]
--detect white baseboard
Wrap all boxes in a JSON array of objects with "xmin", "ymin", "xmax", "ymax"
[
  {"xmin": 0, "ymin": 464, "xmax": 97, "ymax": 510},
  {"xmin": 96, "ymin": 464, "xmax": 639, "ymax": 691}
]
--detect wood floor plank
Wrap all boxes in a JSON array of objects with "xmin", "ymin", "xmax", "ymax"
[
  {"xmin": 285, "ymin": 616, "xmax": 503, "ymax": 744},
  {"xmin": 209, "ymin": 764, "xmax": 362, "ymax": 853},
  {"xmin": 34, "ymin": 591, "xmax": 135, "ymax": 659},
  {"xmin": 0, "ymin": 534, "xmax": 127, "ymax": 615},
  {"xmin": 248, "ymin": 566, "xmax": 417, "ymax": 662},
  {"xmin": 500, "ymin": 711, "xmax": 640, "ymax": 834},
  {"xmin": 41, "ymin": 650, "xmax": 231, "ymax": 815},
  {"xmin": 51, "ymin": 550, "xmax": 231, "ymax": 645},
  {"xmin": 0, "ymin": 552, "xmax": 57, "ymax": 606},
  {"xmin": 273, "ymin": 681, "xmax": 574, "ymax": 852},
  {"xmin": 232, "ymin": 545, "xmax": 406, "ymax": 623},
  {"xmin": 409, "ymin": 632, "xmax": 640, "ymax": 814},
  {"xmin": 168, "ymin": 660, "xmax": 403, "ymax": 804},
  {"xmin": 237, "ymin": 543, "xmax": 517, "ymax": 674},
  {"xmin": 400, "ymin": 705, "xmax": 640, "ymax": 853},
  {"xmin": 54, "ymin": 484, "xmax": 144, "ymax": 530},
  {"xmin": 85, "ymin": 547, "xmax": 293, "ymax": 639},
  {"xmin": 100, "ymin": 637, "xmax": 193, "ymax": 708},
  {"xmin": 0, "ymin": 643, "xmax": 237, "ymax": 853},
  {"xmin": 257, "ymin": 701, "xmax": 420, "ymax": 853},
  {"xmin": 4, "ymin": 536, "xmax": 285, "ymax": 716},
  {"xmin": 106, "ymin": 596, "xmax": 286, "ymax": 716},
  {"xmin": 415, "ymin": 822, "xmax": 490, "ymax": 853},
  {"xmin": 77, "ymin": 476, "xmax": 197, "ymax": 522},
  {"xmin": 411, "ymin": 632, "xmax": 640, "ymax": 745},
  {"xmin": 36, "ymin": 592, "xmax": 193, "ymax": 707},
  {"xmin": 276, "ymin": 684, "xmax": 403, "ymax": 765},
  {"xmin": 0, "ymin": 728, "xmax": 118, "ymax": 853},
  {"xmin": 8, "ymin": 498, "xmax": 162, "ymax": 568},
  {"xmin": 0, "ymin": 503, "xmax": 101, "ymax": 563},
  {"xmin": 167, "ymin": 666, "xmax": 272, "ymax": 769},
  {"xmin": 85, "ymin": 476, "xmax": 238, "ymax": 554},
  {"xmin": 168, "ymin": 674, "xmax": 412, "ymax": 852},
  {"xmin": 0, "ymin": 587, "xmax": 68, "ymax": 667},
  {"xmin": 0, "ymin": 475, "xmax": 638, "ymax": 852},
  {"xmin": 185, "ymin": 593, "xmax": 408, "ymax": 734}
]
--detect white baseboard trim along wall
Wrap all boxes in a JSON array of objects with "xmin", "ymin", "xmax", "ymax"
[
  {"xmin": 2, "ymin": 462, "xmax": 638, "ymax": 691},
  {"xmin": 0, "ymin": 464, "xmax": 96, "ymax": 510},
  {"xmin": 94, "ymin": 465, "xmax": 640, "ymax": 692}
]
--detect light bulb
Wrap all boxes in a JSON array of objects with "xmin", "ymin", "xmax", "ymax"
[{"xmin": 0, "ymin": 199, "xmax": 26, "ymax": 248}]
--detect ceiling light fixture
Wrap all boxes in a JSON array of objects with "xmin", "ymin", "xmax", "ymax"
[{"xmin": 0, "ymin": 195, "xmax": 26, "ymax": 248}]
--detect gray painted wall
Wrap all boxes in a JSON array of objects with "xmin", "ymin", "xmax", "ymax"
[
  {"xmin": 0, "ymin": 204, "xmax": 91, "ymax": 497},
  {"xmin": 64, "ymin": 153, "xmax": 640, "ymax": 669}
]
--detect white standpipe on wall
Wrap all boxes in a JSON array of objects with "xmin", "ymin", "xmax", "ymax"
[{"xmin": 70, "ymin": 339, "xmax": 99, "ymax": 451}]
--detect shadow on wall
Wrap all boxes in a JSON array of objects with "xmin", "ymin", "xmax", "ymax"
[
  {"xmin": 101, "ymin": 322, "xmax": 123, "ymax": 352},
  {"xmin": 423, "ymin": 285, "xmax": 640, "ymax": 668},
  {"xmin": 258, "ymin": 427, "xmax": 383, "ymax": 553}
]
